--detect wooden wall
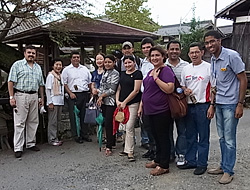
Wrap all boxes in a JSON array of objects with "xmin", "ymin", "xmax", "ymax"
[{"xmin": 231, "ymin": 23, "xmax": 250, "ymax": 71}]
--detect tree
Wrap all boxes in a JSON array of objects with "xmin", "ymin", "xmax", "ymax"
[
  {"xmin": 180, "ymin": 17, "xmax": 205, "ymax": 62},
  {"xmin": 105, "ymin": 0, "xmax": 159, "ymax": 32},
  {"xmin": 105, "ymin": 0, "xmax": 159, "ymax": 55},
  {"xmin": 0, "ymin": 0, "xmax": 92, "ymax": 43}
]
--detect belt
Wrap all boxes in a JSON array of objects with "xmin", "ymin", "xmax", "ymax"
[{"xmin": 15, "ymin": 89, "xmax": 37, "ymax": 94}]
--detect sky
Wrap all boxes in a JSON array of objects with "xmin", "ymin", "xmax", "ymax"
[{"xmin": 88, "ymin": 0, "xmax": 236, "ymax": 26}]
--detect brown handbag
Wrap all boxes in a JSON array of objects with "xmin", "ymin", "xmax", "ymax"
[{"xmin": 168, "ymin": 75, "xmax": 188, "ymax": 119}]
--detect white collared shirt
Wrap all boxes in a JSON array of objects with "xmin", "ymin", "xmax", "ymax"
[
  {"xmin": 140, "ymin": 57, "xmax": 154, "ymax": 92},
  {"xmin": 62, "ymin": 64, "xmax": 92, "ymax": 92}
]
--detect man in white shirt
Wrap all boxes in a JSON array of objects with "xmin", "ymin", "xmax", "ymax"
[
  {"xmin": 178, "ymin": 42, "xmax": 214, "ymax": 175},
  {"xmin": 165, "ymin": 40, "xmax": 189, "ymax": 165},
  {"xmin": 62, "ymin": 51, "xmax": 93, "ymax": 143}
]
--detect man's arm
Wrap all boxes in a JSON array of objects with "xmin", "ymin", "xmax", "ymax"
[
  {"xmin": 39, "ymin": 86, "xmax": 45, "ymax": 107},
  {"xmin": 235, "ymin": 71, "xmax": 247, "ymax": 118},
  {"xmin": 8, "ymin": 81, "xmax": 16, "ymax": 107},
  {"xmin": 64, "ymin": 84, "xmax": 76, "ymax": 99}
]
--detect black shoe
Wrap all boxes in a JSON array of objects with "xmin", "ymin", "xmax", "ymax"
[
  {"xmin": 148, "ymin": 152, "xmax": 156, "ymax": 161},
  {"xmin": 15, "ymin": 151, "xmax": 22, "ymax": 158},
  {"xmin": 178, "ymin": 163, "xmax": 197, "ymax": 169},
  {"xmin": 194, "ymin": 167, "xmax": 207, "ymax": 175},
  {"xmin": 141, "ymin": 143, "xmax": 150, "ymax": 150},
  {"xmin": 75, "ymin": 137, "xmax": 83, "ymax": 144},
  {"xmin": 83, "ymin": 137, "xmax": 92, "ymax": 142},
  {"xmin": 27, "ymin": 146, "xmax": 40, "ymax": 151},
  {"xmin": 142, "ymin": 150, "xmax": 154, "ymax": 158}
]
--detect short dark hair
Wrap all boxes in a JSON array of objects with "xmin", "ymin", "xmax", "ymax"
[
  {"xmin": 70, "ymin": 51, "xmax": 80, "ymax": 58},
  {"xmin": 149, "ymin": 46, "xmax": 167, "ymax": 63},
  {"xmin": 141, "ymin": 37, "xmax": 155, "ymax": 48},
  {"xmin": 24, "ymin": 45, "xmax": 36, "ymax": 52},
  {"xmin": 105, "ymin": 54, "xmax": 116, "ymax": 62},
  {"xmin": 123, "ymin": 55, "xmax": 135, "ymax": 62},
  {"xmin": 189, "ymin": 42, "xmax": 203, "ymax": 51},
  {"xmin": 166, "ymin": 40, "xmax": 182, "ymax": 50},
  {"xmin": 204, "ymin": 30, "xmax": 222, "ymax": 40},
  {"xmin": 52, "ymin": 58, "xmax": 63, "ymax": 65}
]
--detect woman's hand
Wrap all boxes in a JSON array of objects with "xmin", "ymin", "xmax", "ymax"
[
  {"xmin": 92, "ymin": 88, "xmax": 98, "ymax": 95},
  {"xmin": 120, "ymin": 102, "xmax": 126, "ymax": 109},
  {"xmin": 152, "ymin": 68, "xmax": 160, "ymax": 80},
  {"xmin": 97, "ymin": 96, "xmax": 103, "ymax": 107}
]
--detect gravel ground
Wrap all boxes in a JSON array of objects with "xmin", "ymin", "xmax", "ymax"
[{"xmin": 1, "ymin": 109, "xmax": 250, "ymax": 190}]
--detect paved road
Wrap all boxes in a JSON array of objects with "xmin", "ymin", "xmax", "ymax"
[{"xmin": 0, "ymin": 109, "xmax": 250, "ymax": 190}]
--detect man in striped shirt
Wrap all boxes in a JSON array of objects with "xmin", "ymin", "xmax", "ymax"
[{"xmin": 165, "ymin": 40, "xmax": 189, "ymax": 166}]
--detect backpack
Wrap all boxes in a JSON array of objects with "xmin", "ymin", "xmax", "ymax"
[{"xmin": 116, "ymin": 56, "xmax": 141, "ymax": 72}]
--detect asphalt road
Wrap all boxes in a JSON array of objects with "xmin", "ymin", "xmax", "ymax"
[{"xmin": 0, "ymin": 109, "xmax": 250, "ymax": 190}]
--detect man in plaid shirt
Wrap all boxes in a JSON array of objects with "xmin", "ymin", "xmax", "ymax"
[{"xmin": 8, "ymin": 45, "xmax": 44, "ymax": 158}]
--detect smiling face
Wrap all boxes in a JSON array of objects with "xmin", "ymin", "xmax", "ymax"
[
  {"xmin": 149, "ymin": 50, "xmax": 165, "ymax": 68},
  {"xmin": 188, "ymin": 46, "xmax": 203, "ymax": 65},
  {"xmin": 204, "ymin": 35, "xmax": 221, "ymax": 58},
  {"xmin": 24, "ymin": 48, "xmax": 36, "ymax": 63},
  {"xmin": 124, "ymin": 58, "xmax": 136, "ymax": 72},
  {"xmin": 71, "ymin": 54, "xmax": 80, "ymax": 67},
  {"xmin": 167, "ymin": 43, "xmax": 181, "ymax": 61},
  {"xmin": 53, "ymin": 61, "xmax": 63, "ymax": 74},
  {"xmin": 95, "ymin": 54, "xmax": 104, "ymax": 68},
  {"xmin": 104, "ymin": 58, "xmax": 115, "ymax": 70}
]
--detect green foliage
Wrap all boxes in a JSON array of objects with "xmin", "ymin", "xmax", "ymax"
[
  {"xmin": 180, "ymin": 18, "xmax": 205, "ymax": 62},
  {"xmin": 105, "ymin": 0, "xmax": 159, "ymax": 57},
  {"xmin": 105, "ymin": 0, "xmax": 159, "ymax": 32}
]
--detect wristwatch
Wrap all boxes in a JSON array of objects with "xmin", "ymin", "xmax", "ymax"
[{"xmin": 10, "ymin": 96, "xmax": 14, "ymax": 99}]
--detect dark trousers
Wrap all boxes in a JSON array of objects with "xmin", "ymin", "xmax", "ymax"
[
  {"xmin": 142, "ymin": 114, "xmax": 156, "ymax": 151},
  {"xmin": 67, "ymin": 92, "xmax": 90, "ymax": 138},
  {"xmin": 144, "ymin": 111, "xmax": 172, "ymax": 169},
  {"xmin": 102, "ymin": 105, "xmax": 116, "ymax": 149}
]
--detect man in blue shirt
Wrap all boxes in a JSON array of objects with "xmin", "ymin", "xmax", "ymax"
[{"xmin": 204, "ymin": 30, "xmax": 247, "ymax": 184}]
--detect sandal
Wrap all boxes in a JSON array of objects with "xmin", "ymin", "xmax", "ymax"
[
  {"xmin": 105, "ymin": 148, "xmax": 112, "ymax": 156},
  {"xmin": 128, "ymin": 153, "xmax": 135, "ymax": 162}
]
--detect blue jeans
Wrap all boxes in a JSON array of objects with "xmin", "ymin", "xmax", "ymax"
[
  {"xmin": 185, "ymin": 103, "xmax": 210, "ymax": 167},
  {"xmin": 170, "ymin": 117, "xmax": 187, "ymax": 156},
  {"xmin": 215, "ymin": 104, "xmax": 239, "ymax": 175},
  {"xmin": 140, "ymin": 123, "xmax": 149, "ymax": 145}
]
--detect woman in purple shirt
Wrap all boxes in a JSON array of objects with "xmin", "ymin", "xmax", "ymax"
[{"xmin": 138, "ymin": 46, "xmax": 175, "ymax": 176}]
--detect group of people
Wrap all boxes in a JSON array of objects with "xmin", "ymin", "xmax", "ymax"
[{"xmin": 8, "ymin": 30, "xmax": 247, "ymax": 184}]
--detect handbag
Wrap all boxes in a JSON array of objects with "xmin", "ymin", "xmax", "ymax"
[
  {"xmin": 84, "ymin": 97, "xmax": 100, "ymax": 125},
  {"xmin": 114, "ymin": 108, "xmax": 125, "ymax": 123},
  {"xmin": 168, "ymin": 75, "xmax": 188, "ymax": 119}
]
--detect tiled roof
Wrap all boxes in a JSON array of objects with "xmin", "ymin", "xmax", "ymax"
[
  {"xmin": 3, "ymin": 16, "xmax": 158, "ymax": 44},
  {"xmin": 0, "ymin": 17, "xmax": 42, "ymax": 37},
  {"xmin": 156, "ymin": 20, "xmax": 213, "ymax": 36}
]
